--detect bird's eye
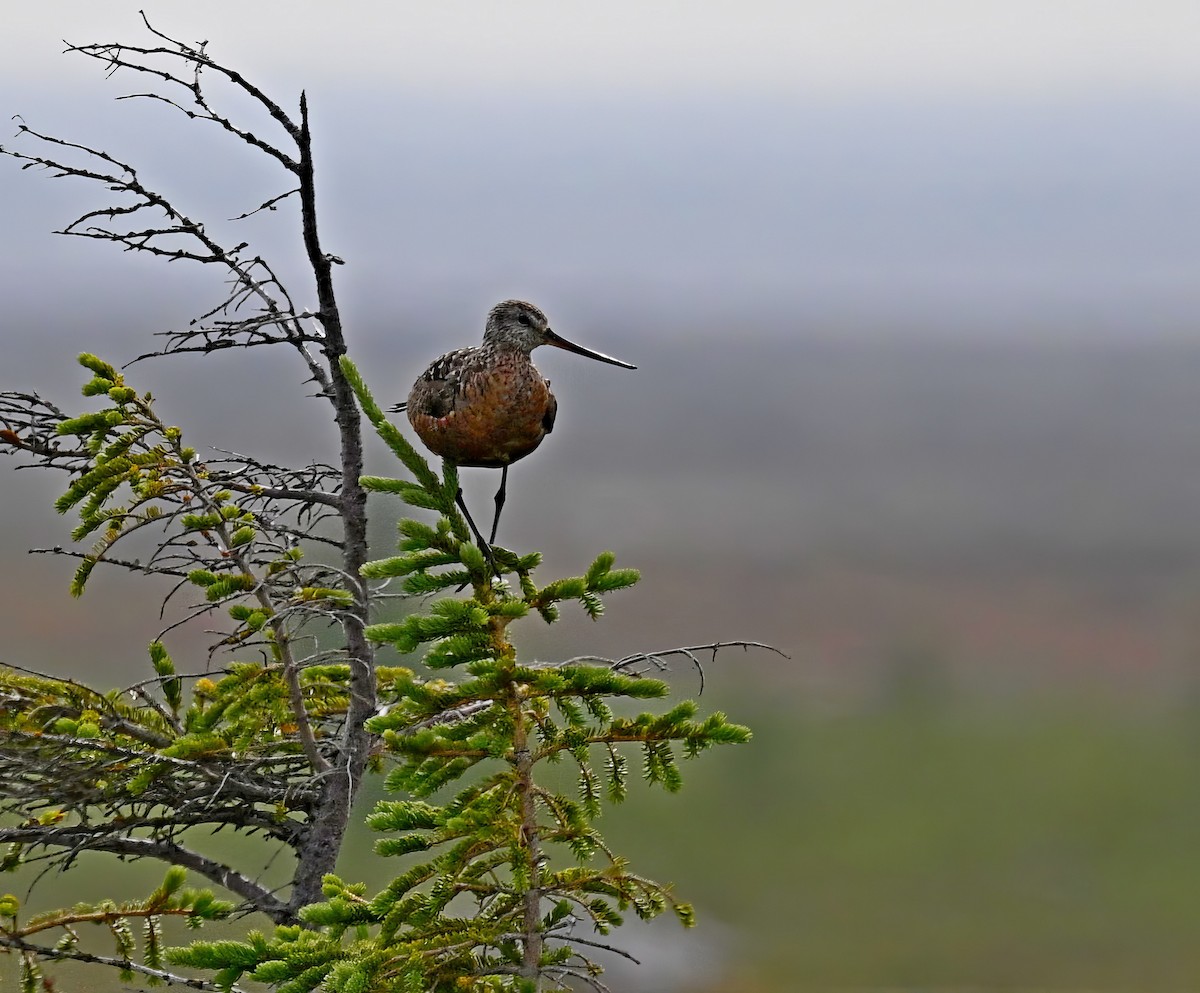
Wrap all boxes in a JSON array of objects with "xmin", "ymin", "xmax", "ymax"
[{"xmin": 517, "ymin": 313, "xmax": 532, "ymax": 327}]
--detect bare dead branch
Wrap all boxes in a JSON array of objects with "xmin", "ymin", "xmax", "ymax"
[
  {"xmin": 230, "ymin": 187, "xmax": 301, "ymax": 221},
  {"xmin": 672, "ymin": 640, "xmax": 777, "ymax": 693},
  {"xmin": 550, "ymin": 932, "xmax": 641, "ymax": 965},
  {"xmin": 0, "ymin": 828, "xmax": 289, "ymax": 921},
  {"xmin": 557, "ymin": 640, "xmax": 789, "ymax": 695},
  {"xmin": 67, "ymin": 11, "xmax": 301, "ymax": 170},
  {"xmin": 28, "ymin": 544, "xmax": 190, "ymax": 578},
  {"xmin": 2, "ymin": 118, "xmax": 327, "ymax": 388}
]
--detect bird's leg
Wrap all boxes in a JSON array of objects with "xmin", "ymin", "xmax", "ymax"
[
  {"xmin": 488, "ymin": 465, "xmax": 508, "ymax": 545},
  {"xmin": 455, "ymin": 487, "xmax": 500, "ymax": 578}
]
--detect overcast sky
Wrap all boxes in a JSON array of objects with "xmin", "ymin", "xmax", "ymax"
[
  {"xmin": 2, "ymin": 2, "xmax": 1198, "ymax": 348},
  {"xmin": 5, "ymin": 1, "xmax": 1200, "ymax": 96}
]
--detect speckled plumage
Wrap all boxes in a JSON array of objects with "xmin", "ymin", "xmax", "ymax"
[
  {"xmin": 406, "ymin": 300, "xmax": 631, "ymax": 469},
  {"xmin": 407, "ymin": 341, "xmax": 559, "ymax": 468}
]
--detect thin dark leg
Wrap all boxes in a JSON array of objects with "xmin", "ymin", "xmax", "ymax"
[
  {"xmin": 455, "ymin": 487, "xmax": 498, "ymax": 576},
  {"xmin": 489, "ymin": 465, "xmax": 508, "ymax": 545}
]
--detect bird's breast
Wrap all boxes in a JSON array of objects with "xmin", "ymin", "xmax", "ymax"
[{"xmin": 407, "ymin": 351, "xmax": 556, "ymax": 468}]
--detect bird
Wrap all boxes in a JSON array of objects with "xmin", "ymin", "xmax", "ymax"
[{"xmin": 396, "ymin": 299, "xmax": 635, "ymax": 557}]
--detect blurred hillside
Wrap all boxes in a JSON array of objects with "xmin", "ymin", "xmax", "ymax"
[
  {"xmin": 3, "ymin": 76, "xmax": 1198, "ymax": 701},
  {"xmin": 4, "ymin": 329, "xmax": 1200, "ymax": 704}
]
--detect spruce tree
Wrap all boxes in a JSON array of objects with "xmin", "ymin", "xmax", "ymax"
[{"xmin": 0, "ymin": 16, "xmax": 778, "ymax": 992}]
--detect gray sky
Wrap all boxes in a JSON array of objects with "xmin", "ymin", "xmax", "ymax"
[
  {"xmin": 2, "ymin": 2, "xmax": 1198, "ymax": 345},
  {"xmin": 4, "ymin": 1, "xmax": 1200, "ymax": 96}
]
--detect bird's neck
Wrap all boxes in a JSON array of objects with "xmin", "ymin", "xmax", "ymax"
[{"xmin": 482, "ymin": 336, "xmax": 534, "ymax": 360}]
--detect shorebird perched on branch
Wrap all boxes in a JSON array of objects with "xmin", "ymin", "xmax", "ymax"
[{"xmin": 396, "ymin": 299, "xmax": 636, "ymax": 554}]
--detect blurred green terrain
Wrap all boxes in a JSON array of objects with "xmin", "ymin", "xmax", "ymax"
[
  {"xmin": 6, "ymin": 337, "xmax": 1200, "ymax": 990},
  {"xmin": 336, "ymin": 690, "xmax": 1200, "ymax": 990},
  {"xmin": 601, "ymin": 696, "xmax": 1200, "ymax": 990},
  {"xmin": 9, "ymin": 695, "xmax": 1200, "ymax": 991}
]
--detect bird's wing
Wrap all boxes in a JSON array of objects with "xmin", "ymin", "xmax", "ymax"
[{"xmin": 408, "ymin": 348, "xmax": 472, "ymax": 420}]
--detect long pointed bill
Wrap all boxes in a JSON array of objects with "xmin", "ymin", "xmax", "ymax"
[{"xmin": 543, "ymin": 328, "xmax": 637, "ymax": 369}]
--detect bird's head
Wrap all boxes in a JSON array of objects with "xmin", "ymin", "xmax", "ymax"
[{"xmin": 483, "ymin": 299, "xmax": 636, "ymax": 369}]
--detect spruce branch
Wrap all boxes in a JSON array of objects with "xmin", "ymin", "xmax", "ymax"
[
  {"xmin": 0, "ymin": 933, "xmax": 243, "ymax": 993},
  {"xmin": 0, "ymin": 869, "xmax": 242, "ymax": 991}
]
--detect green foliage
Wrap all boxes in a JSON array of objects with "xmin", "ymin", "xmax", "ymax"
[
  {"xmin": 149, "ymin": 640, "xmax": 182, "ymax": 713},
  {"xmin": 166, "ymin": 360, "xmax": 750, "ymax": 990},
  {"xmin": 2, "ymin": 352, "xmax": 752, "ymax": 992},
  {"xmin": 0, "ymin": 869, "xmax": 233, "ymax": 991},
  {"xmin": 0, "ymin": 657, "xmax": 411, "ymax": 802},
  {"xmin": 39, "ymin": 355, "xmax": 308, "ymax": 601}
]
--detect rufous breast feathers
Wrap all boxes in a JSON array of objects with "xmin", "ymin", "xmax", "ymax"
[{"xmin": 407, "ymin": 348, "xmax": 557, "ymax": 468}]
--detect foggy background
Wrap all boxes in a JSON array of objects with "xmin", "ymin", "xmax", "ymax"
[{"xmin": 3, "ymin": 3, "xmax": 1200, "ymax": 990}]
